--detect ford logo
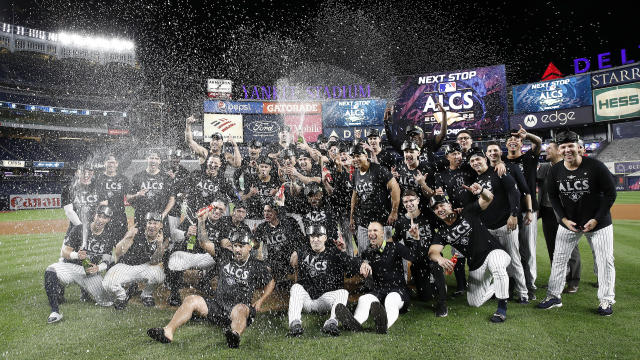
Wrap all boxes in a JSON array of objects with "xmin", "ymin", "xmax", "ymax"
[{"xmin": 249, "ymin": 121, "xmax": 279, "ymax": 133}]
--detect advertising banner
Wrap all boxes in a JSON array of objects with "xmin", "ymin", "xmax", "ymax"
[
  {"xmin": 390, "ymin": 65, "xmax": 509, "ymax": 145},
  {"xmin": 627, "ymin": 176, "xmax": 640, "ymax": 191},
  {"xmin": 33, "ymin": 161, "xmax": 64, "ymax": 168},
  {"xmin": 612, "ymin": 120, "xmax": 640, "ymax": 139},
  {"xmin": 509, "ymin": 106, "xmax": 593, "ymax": 130},
  {"xmin": 203, "ymin": 114, "xmax": 243, "ymax": 142},
  {"xmin": 591, "ymin": 63, "xmax": 640, "ymax": 89},
  {"xmin": 203, "ymin": 100, "xmax": 263, "ymax": 114},
  {"xmin": 107, "ymin": 129, "xmax": 130, "ymax": 135},
  {"xmin": 242, "ymin": 114, "xmax": 284, "ymax": 143},
  {"xmin": 2, "ymin": 160, "xmax": 25, "ymax": 168},
  {"xmin": 10, "ymin": 194, "xmax": 61, "ymax": 210},
  {"xmin": 284, "ymin": 114, "xmax": 322, "ymax": 142},
  {"xmin": 323, "ymin": 126, "xmax": 385, "ymax": 141},
  {"xmin": 262, "ymin": 102, "xmax": 321, "ymax": 114},
  {"xmin": 322, "ymin": 99, "xmax": 387, "ymax": 127},
  {"xmin": 613, "ymin": 161, "xmax": 640, "ymax": 174},
  {"xmin": 206, "ymin": 79, "xmax": 233, "ymax": 100},
  {"xmin": 614, "ymin": 174, "xmax": 626, "ymax": 191},
  {"xmin": 593, "ymin": 82, "xmax": 640, "ymax": 122},
  {"xmin": 512, "ymin": 75, "xmax": 593, "ymax": 114}
]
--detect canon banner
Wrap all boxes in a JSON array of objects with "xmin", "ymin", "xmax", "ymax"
[
  {"xmin": 322, "ymin": 99, "xmax": 387, "ymax": 127},
  {"xmin": 513, "ymin": 75, "xmax": 593, "ymax": 114},
  {"xmin": 10, "ymin": 194, "xmax": 61, "ymax": 210},
  {"xmin": 509, "ymin": 106, "xmax": 594, "ymax": 130},
  {"xmin": 390, "ymin": 65, "xmax": 509, "ymax": 144}
]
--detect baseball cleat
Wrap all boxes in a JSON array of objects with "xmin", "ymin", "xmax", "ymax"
[
  {"xmin": 288, "ymin": 321, "xmax": 304, "ymax": 337},
  {"xmin": 536, "ymin": 296, "xmax": 562, "ymax": 310},
  {"xmin": 114, "ymin": 299, "xmax": 127, "ymax": 310},
  {"xmin": 435, "ymin": 303, "xmax": 448, "ymax": 317},
  {"xmin": 141, "ymin": 296, "xmax": 155, "ymax": 307},
  {"xmin": 564, "ymin": 285, "xmax": 579, "ymax": 294},
  {"xmin": 528, "ymin": 292, "xmax": 537, "ymax": 301},
  {"xmin": 370, "ymin": 302, "xmax": 387, "ymax": 334},
  {"xmin": 597, "ymin": 300, "xmax": 613, "ymax": 316},
  {"xmin": 167, "ymin": 292, "xmax": 182, "ymax": 307},
  {"xmin": 335, "ymin": 303, "xmax": 363, "ymax": 332},
  {"xmin": 516, "ymin": 297, "xmax": 530, "ymax": 305},
  {"xmin": 321, "ymin": 319, "xmax": 340, "ymax": 337},
  {"xmin": 47, "ymin": 312, "xmax": 63, "ymax": 324},
  {"xmin": 490, "ymin": 312, "xmax": 506, "ymax": 323},
  {"xmin": 147, "ymin": 328, "xmax": 171, "ymax": 343},
  {"xmin": 224, "ymin": 328, "xmax": 240, "ymax": 348}
]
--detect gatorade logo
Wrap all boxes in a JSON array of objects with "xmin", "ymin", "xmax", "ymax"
[{"xmin": 524, "ymin": 114, "xmax": 538, "ymax": 127}]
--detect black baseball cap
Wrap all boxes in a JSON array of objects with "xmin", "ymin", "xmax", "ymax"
[
  {"xmin": 279, "ymin": 148, "xmax": 296, "ymax": 159},
  {"xmin": 233, "ymin": 200, "xmax": 247, "ymax": 210},
  {"xmin": 211, "ymin": 132, "xmax": 223, "ymax": 140},
  {"xmin": 257, "ymin": 156, "xmax": 272, "ymax": 166},
  {"xmin": 444, "ymin": 143, "xmax": 462, "ymax": 154},
  {"xmin": 555, "ymin": 131, "xmax": 580, "ymax": 145},
  {"xmin": 249, "ymin": 139, "xmax": 263, "ymax": 148},
  {"xmin": 406, "ymin": 125, "xmax": 424, "ymax": 135},
  {"xmin": 96, "ymin": 205, "xmax": 113, "ymax": 217},
  {"xmin": 338, "ymin": 142, "xmax": 351, "ymax": 153},
  {"xmin": 229, "ymin": 230, "xmax": 252, "ymax": 245},
  {"xmin": 401, "ymin": 140, "xmax": 421, "ymax": 152},
  {"xmin": 467, "ymin": 147, "xmax": 486, "ymax": 160},
  {"xmin": 429, "ymin": 194, "xmax": 450, "ymax": 209},
  {"xmin": 317, "ymin": 134, "xmax": 328, "ymax": 143},
  {"xmin": 306, "ymin": 225, "xmax": 327, "ymax": 236},
  {"xmin": 304, "ymin": 182, "xmax": 323, "ymax": 196},
  {"xmin": 350, "ymin": 143, "xmax": 367, "ymax": 156},
  {"xmin": 367, "ymin": 129, "xmax": 380, "ymax": 138},
  {"xmin": 457, "ymin": 130, "xmax": 472, "ymax": 138},
  {"xmin": 145, "ymin": 212, "xmax": 163, "ymax": 222}
]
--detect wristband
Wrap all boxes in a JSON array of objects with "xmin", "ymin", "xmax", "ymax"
[
  {"xmin": 98, "ymin": 263, "xmax": 108, "ymax": 272},
  {"xmin": 69, "ymin": 251, "xmax": 79, "ymax": 260}
]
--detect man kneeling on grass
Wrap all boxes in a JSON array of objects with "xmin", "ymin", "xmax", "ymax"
[{"xmin": 147, "ymin": 226, "xmax": 274, "ymax": 349}]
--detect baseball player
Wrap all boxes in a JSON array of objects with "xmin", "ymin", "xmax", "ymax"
[
  {"xmin": 428, "ymin": 188, "xmax": 512, "ymax": 323},
  {"xmin": 537, "ymin": 131, "xmax": 617, "ymax": 316},
  {"xmin": 61, "ymin": 162, "xmax": 98, "ymax": 252},
  {"xmin": 44, "ymin": 205, "xmax": 117, "ymax": 323},
  {"xmin": 147, "ymin": 230, "xmax": 275, "ymax": 348},
  {"xmin": 186, "ymin": 154, "xmax": 236, "ymax": 212},
  {"xmin": 233, "ymin": 139, "xmax": 263, "ymax": 192},
  {"xmin": 300, "ymin": 182, "xmax": 340, "ymax": 248},
  {"xmin": 363, "ymin": 128, "xmax": 397, "ymax": 170},
  {"xmin": 391, "ymin": 140, "xmax": 437, "ymax": 214},
  {"xmin": 287, "ymin": 225, "xmax": 366, "ymax": 337},
  {"xmin": 456, "ymin": 130, "xmax": 474, "ymax": 164},
  {"xmin": 241, "ymin": 156, "xmax": 280, "ymax": 231},
  {"xmin": 185, "ymin": 115, "xmax": 241, "ymax": 173},
  {"xmin": 335, "ymin": 222, "xmax": 417, "ymax": 334},
  {"xmin": 164, "ymin": 149, "xmax": 190, "ymax": 234},
  {"xmin": 102, "ymin": 212, "xmax": 168, "ymax": 309},
  {"xmin": 467, "ymin": 148, "xmax": 529, "ymax": 303},
  {"xmin": 503, "ymin": 125, "xmax": 542, "ymax": 300},
  {"xmin": 95, "ymin": 154, "xmax": 131, "ymax": 243}
]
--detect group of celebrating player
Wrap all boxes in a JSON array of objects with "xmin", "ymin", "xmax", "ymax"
[{"xmin": 42, "ymin": 105, "xmax": 618, "ymax": 348}]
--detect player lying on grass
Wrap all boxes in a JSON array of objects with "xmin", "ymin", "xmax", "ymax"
[
  {"xmin": 44, "ymin": 205, "xmax": 117, "ymax": 323},
  {"xmin": 428, "ymin": 186, "xmax": 513, "ymax": 323},
  {"xmin": 147, "ymin": 227, "xmax": 275, "ymax": 349}
]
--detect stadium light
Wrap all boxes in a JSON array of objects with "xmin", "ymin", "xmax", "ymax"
[{"xmin": 57, "ymin": 31, "xmax": 135, "ymax": 52}]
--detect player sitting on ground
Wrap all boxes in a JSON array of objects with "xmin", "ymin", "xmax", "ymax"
[
  {"xmin": 287, "ymin": 225, "xmax": 368, "ymax": 337},
  {"xmin": 44, "ymin": 205, "xmax": 118, "ymax": 323},
  {"xmin": 147, "ymin": 229, "xmax": 275, "ymax": 349}
]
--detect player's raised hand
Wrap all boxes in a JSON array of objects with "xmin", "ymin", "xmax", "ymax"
[
  {"xmin": 414, "ymin": 170, "xmax": 426, "ymax": 185},
  {"xmin": 462, "ymin": 183, "xmax": 482, "ymax": 195},
  {"xmin": 562, "ymin": 218, "xmax": 580, "ymax": 232},
  {"xmin": 383, "ymin": 104, "xmax": 394, "ymax": 124},
  {"xmin": 387, "ymin": 211, "xmax": 398, "ymax": 225},
  {"xmin": 391, "ymin": 166, "xmax": 399, "ymax": 178},
  {"xmin": 360, "ymin": 262, "xmax": 372, "ymax": 277},
  {"xmin": 187, "ymin": 225, "xmax": 197, "ymax": 237},
  {"xmin": 582, "ymin": 219, "xmax": 598, "ymax": 232},
  {"xmin": 512, "ymin": 124, "xmax": 527, "ymax": 140},
  {"xmin": 186, "ymin": 115, "xmax": 197, "ymax": 124},
  {"xmin": 434, "ymin": 187, "xmax": 444, "ymax": 195},
  {"xmin": 409, "ymin": 218, "xmax": 419, "ymax": 239}
]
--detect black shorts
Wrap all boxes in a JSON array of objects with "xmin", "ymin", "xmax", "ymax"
[{"xmin": 204, "ymin": 297, "xmax": 256, "ymax": 327}]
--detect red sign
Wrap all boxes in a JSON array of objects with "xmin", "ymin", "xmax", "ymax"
[
  {"xmin": 108, "ymin": 129, "xmax": 130, "ymax": 135},
  {"xmin": 10, "ymin": 194, "xmax": 61, "ymax": 210},
  {"xmin": 284, "ymin": 114, "xmax": 323, "ymax": 142},
  {"xmin": 207, "ymin": 92, "xmax": 232, "ymax": 100},
  {"xmin": 263, "ymin": 102, "xmax": 321, "ymax": 114},
  {"xmin": 541, "ymin": 62, "xmax": 564, "ymax": 81}
]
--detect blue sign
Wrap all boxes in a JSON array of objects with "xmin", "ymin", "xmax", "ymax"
[
  {"xmin": 204, "ymin": 100, "xmax": 263, "ymax": 114},
  {"xmin": 242, "ymin": 114, "xmax": 284, "ymax": 143},
  {"xmin": 322, "ymin": 100, "xmax": 387, "ymax": 127},
  {"xmin": 591, "ymin": 63, "xmax": 640, "ymax": 89},
  {"xmin": 512, "ymin": 75, "xmax": 593, "ymax": 114},
  {"xmin": 323, "ymin": 126, "xmax": 385, "ymax": 141},
  {"xmin": 612, "ymin": 120, "xmax": 640, "ymax": 139},
  {"xmin": 33, "ymin": 161, "xmax": 64, "ymax": 168}
]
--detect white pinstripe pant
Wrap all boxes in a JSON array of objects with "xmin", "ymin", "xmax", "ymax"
[
  {"xmin": 353, "ymin": 292, "xmax": 404, "ymax": 329},
  {"xmin": 167, "ymin": 251, "xmax": 215, "ymax": 271},
  {"xmin": 102, "ymin": 263, "xmax": 165, "ymax": 301},
  {"xmin": 288, "ymin": 283, "xmax": 348, "ymax": 326},
  {"xmin": 46, "ymin": 262, "xmax": 112, "ymax": 305},
  {"xmin": 488, "ymin": 225, "xmax": 528, "ymax": 299},
  {"xmin": 547, "ymin": 225, "xmax": 615, "ymax": 303},
  {"xmin": 520, "ymin": 211, "xmax": 538, "ymax": 290},
  {"xmin": 467, "ymin": 249, "xmax": 511, "ymax": 307}
]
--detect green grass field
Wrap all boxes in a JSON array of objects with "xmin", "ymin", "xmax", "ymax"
[{"xmin": 1, "ymin": 195, "xmax": 639, "ymax": 359}]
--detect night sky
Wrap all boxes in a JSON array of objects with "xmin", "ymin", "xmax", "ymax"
[{"xmin": 1, "ymin": 0, "xmax": 636, "ymax": 115}]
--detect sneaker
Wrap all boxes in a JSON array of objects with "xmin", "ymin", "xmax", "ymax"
[
  {"xmin": 564, "ymin": 285, "xmax": 579, "ymax": 294},
  {"xmin": 490, "ymin": 312, "xmax": 506, "ymax": 323},
  {"xmin": 370, "ymin": 302, "xmax": 387, "ymax": 334},
  {"xmin": 528, "ymin": 292, "xmax": 537, "ymax": 301},
  {"xmin": 147, "ymin": 328, "xmax": 171, "ymax": 343},
  {"xmin": 321, "ymin": 319, "xmax": 340, "ymax": 336},
  {"xmin": 288, "ymin": 321, "xmax": 304, "ymax": 337},
  {"xmin": 224, "ymin": 328, "xmax": 240, "ymax": 348},
  {"xmin": 516, "ymin": 297, "xmax": 529, "ymax": 305},
  {"xmin": 335, "ymin": 303, "xmax": 363, "ymax": 332},
  {"xmin": 114, "ymin": 299, "xmax": 127, "ymax": 310},
  {"xmin": 97, "ymin": 301, "xmax": 113, "ymax": 307},
  {"xmin": 167, "ymin": 291, "xmax": 182, "ymax": 307},
  {"xmin": 597, "ymin": 300, "xmax": 613, "ymax": 316},
  {"xmin": 435, "ymin": 303, "xmax": 448, "ymax": 317},
  {"xmin": 141, "ymin": 296, "xmax": 155, "ymax": 307},
  {"xmin": 536, "ymin": 296, "xmax": 562, "ymax": 310},
  {"xmin": 47, "ymin": 311, "xmax": 63, "ymax": 324},
  {"xmin": 80, "ymin": 289, "xmax": 92, "ymax": 302},
  {"xmin": 453, "ymin": 289, "xmax": 465, "ymax": 297}
]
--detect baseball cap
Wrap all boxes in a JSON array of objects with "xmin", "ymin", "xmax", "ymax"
[
  {"xmin": 444, "ymin": 143, "xmax": 462, "ymax": 154},
  {"xmin": 555, "ymin": 131, "xmax": 580, "ymax": 145},
  {"xmin": 366, "ymin": 129, "xmax": 380, "ymax": 138},
  {"xmin": 211, "ymin": 133, "xmax": 223, "ymax": 140},
  {"xmin": 306, "ymin": 225, "xmax": 327, "ymax": 236},
  {"xmin": 401, "ymin": 140, "xmax": 421, "ymax": 152},
  {"xmin": 317, "ymin": 134, "xmax": 328, "ymax": 143},
  {"xmin": 429, "ymin": 194, "xmax": 450, "ymax": 209},
  {"xmin": 256, "ymin": 156, "xmax": 273, "ymax": 166},
  {"xmin": 96, "ymin": 205, "xmax": 113, "ymax": 217},
  {"xmin": 233, "ymin": 200, "xmax": 247, "ymax": 210},
  {"xmin": 338, "ymin": 142, "xmax": 351, "ymax": 153},
  {"xmin": 405, "ymin": 125, "xmax": 424, "ymax": 135},
  {"xmin": 350, "ymin": 143, "xmax": 367, "ymax": 156},
  {"xmin": 304, "ymin": 182, "xmax": 323, "ymax": 196},
  {"xmin": 467, "ymin": 147, "xmax": 486, "ymax": 160},
  {"xmin": 249, "ymin": 139, "xmax": 263, "ymax": 148},
  {"xmin": 145, "ymin": 212, "xmax": 163, "ymax": 222},
  {"xmin": 229, "ymin": 230, "xmax": 252, "ymax": 245}
]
